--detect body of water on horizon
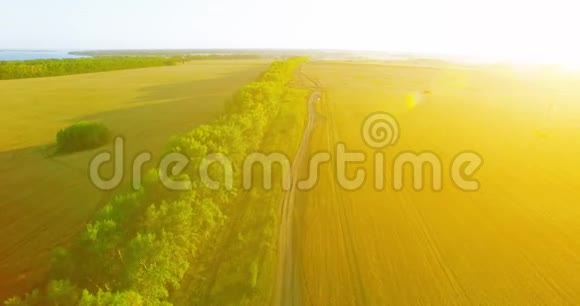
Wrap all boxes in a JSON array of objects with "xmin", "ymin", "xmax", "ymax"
[{"xmin": 0, "ymin": 50, "xmax": 89, "ymax": 61}]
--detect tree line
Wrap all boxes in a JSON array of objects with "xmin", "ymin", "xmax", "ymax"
[
  {"xmin": 4, "ymin": 57, "xmax": 308, "ymax": 305},
  {"xmin": 70, "ymin": 50, "xmax": 263, "ymax": 60},
  {"xmin": 0, "ymin": 57, "xmax": 178, "ymax": 80},
  {"xmin": 188, "ymin": 85, "xmax": 310, "ymax": 305}
]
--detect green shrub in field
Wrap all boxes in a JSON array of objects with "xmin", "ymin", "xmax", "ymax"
[{"xmin": 56, "ymin": 121, "xmax": 111, "ymax": 153}]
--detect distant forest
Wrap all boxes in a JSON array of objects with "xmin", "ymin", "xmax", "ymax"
[
  {"xmin": 0, "ymin": 57, "xmax": 178, "ymax": 80},
  {"xmin": 0, "ymin": 54, "xmax": 264, "ymax": 80},
  {"xmin": 70, "ymin": 49, "xmax": 266, "ymax": 58}
]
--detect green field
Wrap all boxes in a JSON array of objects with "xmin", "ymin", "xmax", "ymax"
[{"xmin": 0, "ymin": 60, "xmax": 270, "ymax": 299}]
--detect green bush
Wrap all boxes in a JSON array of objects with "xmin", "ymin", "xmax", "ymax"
[{"xmin": 56, "ymin": 121, "xmax": 111, "ymax": 153}]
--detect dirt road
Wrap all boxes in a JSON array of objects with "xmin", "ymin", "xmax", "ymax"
[{"xmin": 273, "ymin": 71, "xmax": 320, "ymax": 306}]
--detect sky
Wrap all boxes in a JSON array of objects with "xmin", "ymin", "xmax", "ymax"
[{"xmin": 1, "ymin": 0, "xmax": 578, "ymax": 65}]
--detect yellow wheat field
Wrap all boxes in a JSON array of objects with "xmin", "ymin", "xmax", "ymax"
[{"xmin": 295, "ymin": 61, "xmax": 580, "ymax": 305}]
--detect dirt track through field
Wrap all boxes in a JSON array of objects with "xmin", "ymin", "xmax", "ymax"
[{"xmin": 273, "ymin": 69, "xmax": 320, "ymax": 306}]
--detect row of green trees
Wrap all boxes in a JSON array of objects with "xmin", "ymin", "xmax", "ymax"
[
  {"xmin": 4, "ymin": 57, "xmax": 308, "ymax": 306},
  {"xmin": 188, "ymin": 86, "xmax": 310, "ymax": 306},
  {"xmin": 0, "ymin": 57, "xmax": 178, "ymax": 80},
  {"xmin": 69, "ymin": 50, "xmax": 262, "ymax": 59}
]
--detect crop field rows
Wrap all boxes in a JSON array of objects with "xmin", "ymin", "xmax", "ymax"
[{"xmin": 294, "ymin": 61, "xmax": 580, "ymax": 305}]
